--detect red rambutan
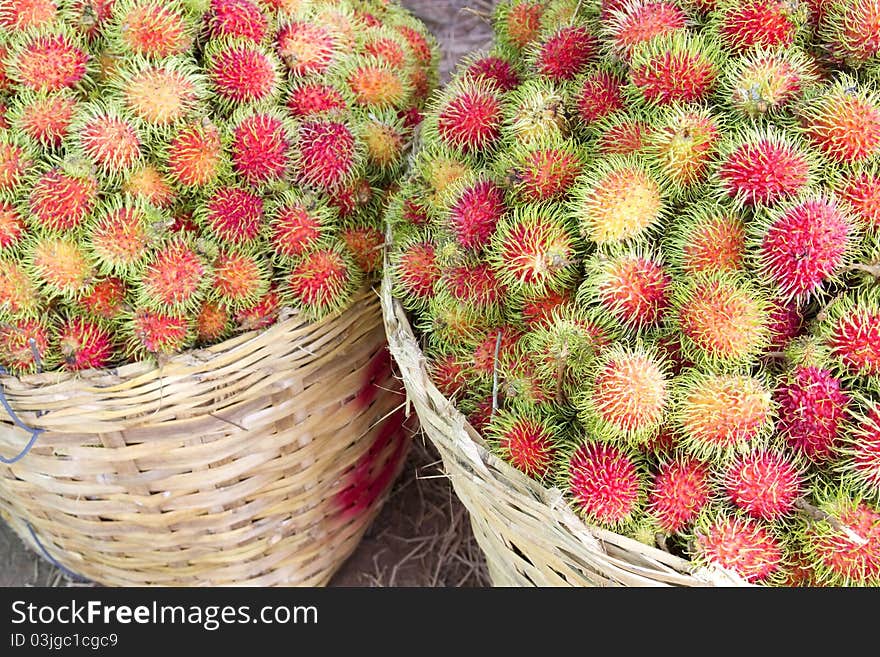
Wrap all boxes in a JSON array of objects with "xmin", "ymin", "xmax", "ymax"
[
  {"xmin": 817, "ymin": 289, "xmax": 880, "ymax": 380},
  {"xmin": 284, "ymin": 245, "xmax": 359, "ymax": 320},
  {"xmin": 57, "ymin": 315, "xmax": 115, "ymax": 371},
  {"xmin": 605, "ymin": 0, "xmax": 689, "ymax": 62},
  {"xmin": 0, "ymin": 317, "xmax": 54, "ymax": 375},
  {"xmin": 0, "ymin": 138, "xmax": 34, "ymax": 195},
  {"xmin": 163, "ymin": 120, "xmax": 226, "ymax": 189},
  {"xmin": 497, "ymin": 0, "xmax": 544, "ymax": 51},
  {"xmin": 233, "ymin": 286, "xmax": 280, "ymax": 332},
  {"xmin": 433, "ymin": 79, "xmax": 503, "ymax": 155},
  {"xmin": 533, "ymin": 25, "xmax": 599, "ymax": 82},
  {"xmin": 211, "ymin": 249, "xmax": 269, "ymax": 308},
  {"xmin": 711, "ymin": 0, "xmax": 802, "ymax": 53},
  {"xmin": 9, "ymin": 91, "xmax": 78, "ymax": 149},
  {"xmin": 722, "ymin": 447, "xmax": 806, "ymax": 521},
  {"xmin": 837, "ymin": 168, "xmax": 880, "ymax": 231},
  {"xmin": 799, "ymin": 78, "xmax": 880, "ymax": 165},
  {"xmin": 206, "ymin": 0, "xmax": 268, "ymax": 42},
  {"xmin": 7, "ymin": 29, "xmax": 90, "ymax": 93},
  {"xmin": 486, "ymin": 408, "xmax": 559, "ymax": 480},
  {"xmin": 691, "ymin": 511, "xmax": 787, "ymax": 584},
  {"xmin": 664, "ymin": 202, "xmax": 746, "ymax": 275},
  {"xmin": 449, "ymin": 179, "xmax": 507, "ymax": 250},
  {"xmin": 820, "ymin": 0, "xmax": 880, "ymax": 67},
  {"xmin": 71, "ymin": 105, "xmax": 142, "ymax": 178},
  {"xmin": 0, "ymin": 0, "xmax": 59, "ymax": 31},
  {"xmin": 648, "ymin": 455, "xmax": 712, "ymax": 535},
  {"xmin": 28, "ymin": 166, "xmax": 98, "ymax": 233},
  {"xmin": 110, "ymin": 0, "xmax": 194, "ymax": 59},
  {"xmin": 26, "ymin": 236, "xmax": 95, "ymax": 299},
  {"xmin": 206, "ymin": 39, "xmax": 281, "ymax": 108},
  {"xmin": 196, "ymin": 300, "xmax": 231, "ymax": 344},
  {"xmin": 276, "ymin": 18, "xmax": 339, "ymax": 77},
  {"xmin": 266, "ymin": 192, "xmax": 335, "ymax": 262},
  {"xmin": 0, "ymin": 259, "xmax": 41, "ymax": 318},
  {"xmin": 0, "ymin": 202, "xmax": 25, "ymax": 252},
  {"xmin": 594, "ymin": 115, "xmax": 651, "ymax": 155},
  {"xmin": 197, "ymin": 185, "xmax": 265, "ymax": 246},
  {"xmin": 127, "ymin": 308, "xmax": 191, "ymax": 356},
  {"xmin": 79, "ymin": 277, "xmax": 127, "ymax": 320},
  {"xmin": 628, "ymin": 31, "xmax": 722, "ymax": 106},
  {"xmin": 230, "ymin": 109, "xmax": 293, "ymax": 186},
  {"xmin": 391, "ymin": 239, "xmax": 440, "ymax": 309},
  {"xmin": 137, "ymin": 238, "xmax": 210, "ymax": 312},
  {"xmin": 574, "ymin": 67, "xmax": 626, "ymax": 126},
  {"xmin": 293, "ymin": 119, "xmax": 360, "ymax": 192},
  {"xmin": 463, "ymin": 54, "xmax": 521, "ymax": 92},
  {"xmin": 340, "ymin": 224, "xmax": 384, "ymax": 275},
  {"xmin": 839, "ymin": 401, "xmax": 880, "ymax": 500},
  {"xmin": 286, "ymin": 81, "xmax": 347, "ymax": 118},
  {"xmin": 86, "ymin": 200, "xmax": 157, "ymax": 276}
]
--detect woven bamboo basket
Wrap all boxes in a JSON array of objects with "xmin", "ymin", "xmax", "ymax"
[
  {"xmin": 380, "ymin": 272, "xmax": 749, "ymax": 588},
  {"xmin": 0, "ymin": 288, "xmax": 410, "ymax": 587}
]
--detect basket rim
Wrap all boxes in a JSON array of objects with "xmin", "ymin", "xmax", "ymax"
[
  {"xmin": 379, "ymin": 268, "xmax": 752, "ymax": 587},
  {"xmin": 0, "ymin": 287, "xmax": 379, "ymax": 390}
]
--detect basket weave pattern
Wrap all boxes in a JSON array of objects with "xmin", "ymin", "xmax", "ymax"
[
  {"xmin": 0, "ymin": 289, "xmax": 409, "ymax": 586},
  {"xmin": 381, "ymin": 275, "xmax": 747, "ymax": 587}
]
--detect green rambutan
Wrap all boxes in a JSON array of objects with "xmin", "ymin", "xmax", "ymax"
[
  {"xmin": 603, "ymin": 0, "xmax": 690, "ymax": 63},
  {"xmin": 196, "ymin": 184, "xmax": 265, "ymax": 246},
  {"xmin": 797, "ymin": 485, "xmax": 880, "ymax": 586},
  {"xmin": 560, "ymin": 440, "xmax": 645, "ymax": 530},
  {"xmin": 126, "ymin": 307, "xmax": 192, "ymax": 357},
  {"xmin": 108, "ymin": 0, "xmax": 196, "ymax": 59},
  {"xmin": 690, "ymin": 509, "xmax": 787, "ymax": 584},
  {"xmin": 487, "ymin": 203, "xmax": 579, "ymax": 296},
  {"xmin": 419, "ymin": 290, "xmax": 491, "ymax": 350},
  {"xmin": 447, "ymin": 177, "xmax": 507, "ymax": 251},
  {"xmin": 723, "ymin": 46, "xmax": 819, "ymax": 118},
  {"xmin": 815, "ymin": 287, "xmax": 880, "ymax": 381},
  {"xmin": 136, "ymin": 237, "xmax": 211, "ymax": 313},
  {"xmin": 714, "ymin": 125, "xmax": 816, "ymax": 209},
  {"xmin": 284, "ymin": 243, "xmax": 360, "ymax": 321},
  {"xmin": 530, "ymin": 24, "xmax": 599, "ymax": 82},
  {"xmin": 0, "ymin": 317, "xmax": 54, "ymax": 375},
  {"xmin": 647, "ymin": 454, "xmax": 713, "ymax": 535},
  {"xmin": 56, "ymin": 314, "xmax": 115, "ymax": 371},
  {"xmin": 663, "ymin": 201, "xmax": 746, "ymax": 275},
  {"xmin": 628, "ymin": 31, "xmax": 724, "ymax": 106},
  {"xmin": 292, "ymin": 119, "xmax": 363, "ymax": 192},
  {"xmin": 359, "ymin": 110, "xmax": 408, "ymax": 174},
  {"xmin": 673, "ymin": 370, "xmax": 775, "ymax": 462},
  {"xmin": 0, "ymin": 258, "xmax": 42, "ymax": 319},
  {"xmin": 494, "ymin": 0, "xmax": 545, "ymax": 52},
  {"xmin": 205, "ymin": 38, "xmax": 282, "ymax": 109},
  {"xmin": 206, "ymin": 0, "xmax": 268, "ymax": 43},
  {"xmin": 797, "ymin": 76, "xmax": 880, "ymax": 165},
  {"xmin": 670, "ymin": 272, "xmax": 770, "ymax": 368},
  {"xmin": 486, "ymin": 407, "xmax": 560, "ymax": 480},
  {"xmin": 751, "ymin": 193, "xmax": 857, "ymax": 303},
  {"xmin": 576, "ymin": 342, "xmax": 670, "ymax": 444},
  {"xmin": 228, "ymin": 107, "xmax": 294, "ymax": 186},
  {"xmin": 645, "ymin": 105, "xmax": 721, "ymax": 194},
  {"xmin": 25, "ymin": 235, "xmax": 96, "ymax": 299},
  {"xmin": 210, "ymin": 248, "xmax": 270, "ymax": 309},
  {"xmin": 578, "ymin": 247, "xmax": 672, "ymax": 333},
  {"xmin": 573, "ymin": 66, "xmax": 627, "ymax": 127},
  {"xmin": 570, "ymin": 155, "xmax": 666, "ymax": 246},
  {"xmin": 6, "ymin": 27, "xmax": 91, "ymax": 93},
  {"xmin": 161, "ymin": 119, "xmax": 227, "ymax": 190},
  {"xmin": 501, "ymin": 78, "xmax": 569, "ymax": 147},
  {"xmin": 721, "ymin": 447, "xmax": 807, "ymax": 521},
  {"xmin": 7, "ymin": 90, "xmax": 78, "ymax": 149}
]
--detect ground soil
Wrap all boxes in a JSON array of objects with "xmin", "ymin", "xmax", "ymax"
[{"xmin": 0, "ymin": 0, "xmax": 495, "ymax": 590}]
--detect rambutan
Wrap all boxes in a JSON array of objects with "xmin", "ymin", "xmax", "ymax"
[
  {"xmin": 594, "ymin": 114, "xmax": 652, "ymax": 156},
  {"xmin": 0, "ymin": 202, "xmax": 25, "ymax": 253},
  {"xmin": 674, "ymin": 371, "xmax": 774, "ymax": 462},
  {"xmin": 127, "ymin": 308, "xmax": 192, "ymax": 357},
  {"xmin": 442, "ymin": 261, "xmax": 506, "ymax": 316},
  {"xmin": 69, "ymin": 104, "xmax": 142, "ymax": 178},
  {"xmin": 0, "ymin": 137, "xmax": 35, "ymax": 195},
  {"xmin": 710, "ymin": 0, "xmax": 803, "ymax": 53},
  {"xmin": 0, "ymin": 0, "xmax": 59, "ymax": 31},
  {"xmin": 647, "ymin": 454, "xmax": 713, "ymax": 535},
  {"xmin": 531, "ymin": 25, "xmax": 599, "ymax": 82},
  {"xmin": 136, "ymin": 238, "xmax": 210, "ymax": 313},
  {"xmin": 798, "ymin": 77, "xmax": 880, "ymax": 165},
  {"xmin": 816, "ymin": 288, "xmax": 880, "ymax": 380},
  {"xmin": 766, "ymin": 296, "xmax": 802, "ymax": 351},
  {"xmin": 628, "ymin": 31, "xmax": 723, "ymax": 106},
  {"xmin": 292, "ymin": 119, "xmax": 361, "ymax": 192},
  {"xmin": 427, "ymin": 351, "xmax": 471, "ymax": 400},
  {"xmin": 86, "ymin": 200, "xmax": 159, "ymax": 276},
  {"xmin": 714, "ymin": 126, "xmax": 815, "ymax": 209},
  {"xmin": 28, "ymin": 165, "xmax": 98, "ymax": 233},
  {"xmin": 447, "ymin": 178, "xmax": 506, "ymax": 251},
  {"xmin": 26, "ymin": 236, "xmax": 95, "ymax": 299},
  {"xmin": 517, "ymin": 288, "xmax": 573, "ymax": 328},
  {"xmin": 8, "ymin": 90, "xmax": 78, "ymax": 149},
  {"xmin": 570, "ymin": 155, "xmax": 666, "ymax": 246},
  {"xmin": 495, "ymin": 0, "xmax": 545, "ymax": 51},
  {"xmin": 123, "ymin": 164, "xmax": 176, "ymax": 209},
  {"xmin": 502, "ymin": 79, "xmax": 569, "ymax": 147},
  {"xmin": 0, "ymin": 258, "xmax": 41, "ymax": 319},
  {"xmin": 690, "ymin": 510, "xmax": 787, "ymax": 584},
  {"xmin": 341, "ymin": 59, "xmax": 409, "ymax": 110},
  {"xmin": 206, "ymin": 0, "xmax": 268, "ymax": 43},
  {"xmin": 196, "ymin": 185, "xmax": 265, "ymax": 246},
  {"xmin": 820, "ymin": 0, "xmax": 880, "ymax": 67},
  {"xmin": 205, "ymin": 39, "xmax": 281, "ymax": 109},
  {"xmin": 360, "ymin": 113, "xmax": 407, "ymax": 173},
  {"xmin": 284, "ymin": 244, "xmax": 360, "ymax": 320},
  {"xmin": 576, "ymin": 342, "xmax": 669, "ymax": 444},
  {"xmin": 504, "ymin": 142, "xmax": 585, "ymax": 203},
  {"xmin": 486, "ymin": 408, "xmax": 560, "ymax": 480},
  {"xmin": 645, "ymin": 106, "xmax": 721, "ymax": 193},
  {"xmin": 462, "ymin": 53, "xmax": 521, "ymax": 93},
  {"xmin": 574, "ymin": 67, "xmax": 626, "ymax": 126},
  {"xmin": 578, "ymin": 248, "xmax": 672, "ymax": 333},
  {"xmin": 57, "ymin": 315, "xmax": 115, "ymax": 371},
  {"xmin": 836, "ymin": 167, "xmax": 880, "ymax": 231},
  {"xmin": 722, "ymin": 447, "xmax": 806, "ymax": 521},
  {"xmin": 391, "ymin": 238, "xmax": 440, "ymax": 310},
  {"xmin": 561, "ymin": 440, "xmax": 645, "ymax": 530},
  {"xmin": 664, "ymin": 201, "xmax": 746, "ymax": 275},
  {"xmin": 0, "ymin": 317, "xmax": 54, "ymax": 375},
  {"xmin": 233, "ymin": 286, "xmax": 281, "ymax": 332},
  {"xmin": 752, "ymin": 193, "xmax": 856, "ymax": 303},
  {"xmin": 6, "ymin": 28, "xmax": 90, "ymax": 93},
  {"xmin": 723, "ymin": 46, "xmax": 818, "ymax": 118},
  {"xmin": 109, "ymin": 0, "xmax": 195, "ymax": 59},
  {"xmin": 340, "ymin": 224, "xmax": 384, "ymax": 275},
  {"xmin": 162, "ymin": 120, "xmax": 226, "ymax": 189},
  {"xmin": 65, "ymin": 0, "xmax": 119, "ymax": 41},
  {"xmin": 671, "ymin": 272, "xmax": 769, "ymax": 368},
  {"xmin": 604, "ymin": 0, "xmax": 689, "ymax": 62},
  {"xmin": 432, "ymin": 78, "xmax": 503, "ymax": 155},
  {"xmin": 276, "ymin": 17, "xmax": 339, "ymax": 76},
  {"xmin": 838, "ymin": 400, "xmax": 880, "ymax": 500},
  {"xmin": 488, "ymin": 204, "xmax": 578, "ymax": 296},
  {"xmin": 266, "ymin": 191, "xmax": 335, "ymax": 262},
  {"xmin": 286, "ymin": 81, "xmax": 347, "ymax": 118},
  {"xmin": 196, "ymin": 300, "xmax": 231, "ymax": 344},
  {"xmin": 798, "ymin": 486, "xmax": 880, "ymax": 586},
  {"xmin": 229, "ymin": 108, "xmax": 293, "ymax": 186},
  {"xmin": 210, "ymin": 249, "xmax": 269, "ymax": 309},
  {"xmin": 79, "ymin": 277, "xmax": 127, "ymax": 320}
]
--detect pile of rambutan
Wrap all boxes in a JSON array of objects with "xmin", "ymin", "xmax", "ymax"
[
  {"xmin": 387, "ymin": 0, "xmax": 880, "ymax": 586},
  {"xmin": 0, "ymin": 0, "xmax": 437, "ymax": 374}
]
